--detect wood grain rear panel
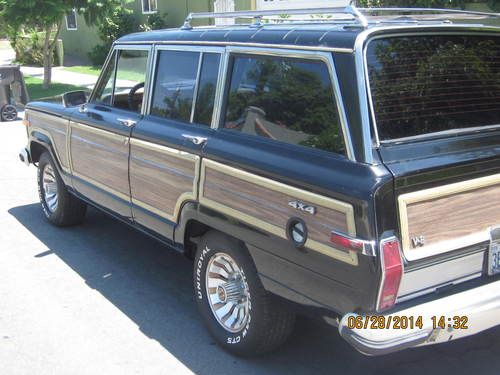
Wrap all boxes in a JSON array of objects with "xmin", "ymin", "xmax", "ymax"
[
  {"xmin": 200, "ymin": 159, "xmax": 358, "ymax": 265},
  {"xmin": 70, "ymin": 123, "xmax": 130, "ymax": 198},
  {"xmin": 129, "ymin": 139, "xmax": 199, "ymax": 222},
  {"xmin": 399, "ymin": 173, "xmax": 500, "ymax": 260}
]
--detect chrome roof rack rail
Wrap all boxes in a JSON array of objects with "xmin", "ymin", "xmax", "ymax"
[
  {"xmin": 358, "ymin": 7, "xmax": 500, "ymax": 19},
  {"xmin": 181, "ymin": 5, "xmax": 368, "ymax": 30},
  {"xmin": 180, "ymin": 6, "xmax": 499, "ymax": 30}
]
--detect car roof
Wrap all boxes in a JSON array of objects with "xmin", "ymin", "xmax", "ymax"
[{"xmin": 116, "ymin": 16, "xmax": 500, "ymax": 51}]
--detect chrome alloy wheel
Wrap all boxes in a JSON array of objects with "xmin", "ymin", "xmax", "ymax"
[
  {"xmin": 205, "ymin": 253, "xmax": 250, "ymax": 333},
  {"xmin": 42, "ymin": 164, "xmax": 58, "ymax": 213}
]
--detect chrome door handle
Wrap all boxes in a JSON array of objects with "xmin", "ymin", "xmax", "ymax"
[
  {"xmin": 117, "ymin": 118, "xmax": 137, "ymax": 127},
  {"xmin": 182, "ymin": 134, "xmax": 208, "ymax": 145}
]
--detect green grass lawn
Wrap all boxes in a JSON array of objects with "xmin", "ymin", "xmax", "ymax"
[
  {"xmin": 25, "ymin": 76, "xmax": 86, "ymax": 101},
  {"xmin": 62, "ymin": 65, "xmax": 101, "ymax": 76}
]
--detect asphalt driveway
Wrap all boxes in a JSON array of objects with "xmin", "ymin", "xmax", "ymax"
[{"xmin": 1, "ymin": 117, "xmax": 499, "ymax": 374}]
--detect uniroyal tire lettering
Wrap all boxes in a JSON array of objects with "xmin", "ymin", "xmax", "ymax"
[{"xmin": 196, "ymin": 245, "xmax": 211, "ymax": 300}]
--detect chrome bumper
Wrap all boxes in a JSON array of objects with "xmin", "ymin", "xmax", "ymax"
[
  {"xmin": 19, "ymin": 147, "xmax": 30, "ymax": 166},
  {"xmin": 339, "ymin": 279, "xmax": 500, "ymax": 356}
]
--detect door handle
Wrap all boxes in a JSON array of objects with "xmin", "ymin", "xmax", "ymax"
[
  {"xmin": 79, "ymin": 104, "xmax": 87, "ymax": 113},
  {"xmin": 117, "ymin": 118, "xmax": 137, "ymax": 128},
  {"xmin": 182, "ymin": 134, "xmax": 208, "ymax": 146}
]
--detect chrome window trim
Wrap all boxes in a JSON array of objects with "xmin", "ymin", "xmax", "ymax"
[
  {"xmin": 116, "ymin": 40, "xmax": 354, "ymax": 54},
  {"xmin": 356, "ymin": 27, "xmax": 500, "ymax": 148},
  {"xmin": 147, "ymin": 45, "xmax": 225, "ymax": 125},
  {"xmin": 219, "ymin": 45, "xmax": 356, "ymax": 161}
]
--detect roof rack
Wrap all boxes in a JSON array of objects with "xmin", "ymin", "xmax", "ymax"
[
  {"xmin": 181, "ymin": 6, "xmax": 500, "ymax": 30},
  {"xmin": 182, "ymin": 5, "xmax": 368, "ymax": 30}
]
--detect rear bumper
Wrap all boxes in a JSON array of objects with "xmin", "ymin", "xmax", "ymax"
[
  {"xmin": 339, "ymin": 279, "xmax": 500, "ymax": 356},
  {"xmin": 19, "ymin": 147, "xmax": 30, "ymax": 166}
]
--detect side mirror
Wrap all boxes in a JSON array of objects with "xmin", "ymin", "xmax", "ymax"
[{"xmin": 62, "ymin": 90, "xmax": 88, "ymax": 108}]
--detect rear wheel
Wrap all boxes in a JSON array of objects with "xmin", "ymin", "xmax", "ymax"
[
  {"xmin": 37, "ymin": 151, "xmax": 87, "ymax": 226},
  {"xmin": 194, "ymin": 231, "xmax": 295, "ymax": 356}
]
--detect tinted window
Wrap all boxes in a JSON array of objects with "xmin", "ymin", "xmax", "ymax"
[
  {"xmin": 223, "ymin": 54, "xmax": 345, "ymax": 155},
  {"xmin": 367, "ymin": 35, "xmax": 500, "ymax": 140},
  {"xmin": 151, "ymin": 50, "xmax": 200, "ymax": 122},
  {"xmin": 193, "ymin": 53, "xmax": 221, "ymax": 126}
]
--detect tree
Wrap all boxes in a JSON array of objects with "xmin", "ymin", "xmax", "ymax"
[{"xmin": 0, "ymin": 0, "xmax": 128, "ymax": 88}]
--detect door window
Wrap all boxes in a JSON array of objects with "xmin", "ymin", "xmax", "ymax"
[
  {"xmin": 193, "ymin": 53, "xmax": 221, "ymax": 126},
  {"xmin": 150, "ymin": 50, "xmax": 200, "ymax": 122},
  {"xmin": 93, "ymin": 51, "xmax": 117, "ymax": 106},
  {"xmin": 91, "ymin": 49, "xmax": 149, "ymax": 113},
  {"xmin": 150, "ymin": 50, "xmax": 221, "ymax": 126},
  {"xmin": 223, "ymin": 54, "xmax": 346, "ymax": 155}
]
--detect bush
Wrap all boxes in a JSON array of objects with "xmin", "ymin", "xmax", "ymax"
[
  {"xmin": 89, "ymin": 8, "xmax": 137, "ymax": 65},
  {"xmin": 13, "ymin": 32, "xmax": 60, "ymax": 66},
  {"xmin": 139, "ymin": 13, "xmax": 168, "ymax": 31}
]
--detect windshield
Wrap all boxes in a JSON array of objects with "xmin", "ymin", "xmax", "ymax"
[{"xmin": 366, "ymin": 34, "xmax": 500, "ymax": 141}]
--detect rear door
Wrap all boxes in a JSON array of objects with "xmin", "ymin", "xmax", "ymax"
[
  {"xmin": 365, "ymin": 33, "xmax": 500, "ymax": 300},
  {"xmin": 69, "ymin": 46, "xmax": 151, "ymax": 218},
  {"xmin": 129, "ymin": 46, "xmax": 223, "ymax": 239}
]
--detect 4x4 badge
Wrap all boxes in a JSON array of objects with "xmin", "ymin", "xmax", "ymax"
[{"xmin": 288, "ymin": 200, "xmax": 316, "ymax": 215}]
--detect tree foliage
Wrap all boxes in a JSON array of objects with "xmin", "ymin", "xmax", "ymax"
[{"xmin": 0, "ymin": 0, "xmax": 128, "ymax": 88}]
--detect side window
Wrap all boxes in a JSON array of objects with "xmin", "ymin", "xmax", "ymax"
[
  {"xmin": 113, "ymin": 50, "xmax": 149, "ymax": 113},
  {"xmin": 151, "ymin": 50, "xmax": 200, "ymax": 122},
  {"xmin": 93, "ymin": 51, "xmax": 117, "ymax": 106},
  {"xmin": 223, "ymin": 54, "xmax": 346, "ymax": 155},
  {"xmin": 193, "ymin": 53, "xmax": 221, "ymax": 126},
  {"xmin": 92, "ymin": 49, "xmax": 149, "ymax": 113}
]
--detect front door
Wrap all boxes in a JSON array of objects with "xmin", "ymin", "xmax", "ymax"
[
  {"xmin": 129, "ymin": 46, "xmax": 223, "ymax": 239},
  {"xmin": 69, "ymin": 46, "xmax": 151, "ymax": 218}
]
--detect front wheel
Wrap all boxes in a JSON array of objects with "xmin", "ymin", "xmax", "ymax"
[
  {"xmin": 194, "ymin": 231, "xmax": 295, "ymax": 356},
  {"xmin": 37, "ymin": 151, "xmax": 87, "ymax": 226}
]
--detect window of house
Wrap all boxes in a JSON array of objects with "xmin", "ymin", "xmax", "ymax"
[
  {"xmin": 92, "ymin": 49, "xmax": 149, "ymax": 113},
  {"xmin": 150, "ymin": 50, "xmax": 200, "ymax": 122},
  {"xmin": 65, "ymin": 9, "xmax": 77, "ymax": 31},
  {"xmin": 142, "ymin": 0, "xmax": 158, "ymax": 14},
  {"xmin": 223, "ymin": 54, "xmax": 346, "ymax": 155}
]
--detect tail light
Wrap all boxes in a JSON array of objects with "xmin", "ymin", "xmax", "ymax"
[
  {"xmin": 22, "ymin": 112, "xmax": 30, "ymax": 127},
  {"xmin": 377, "ymin": 237, "xmax": 403, "ymax": 311}
]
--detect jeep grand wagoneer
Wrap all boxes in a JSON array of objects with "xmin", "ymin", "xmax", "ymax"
[{"xmin": 19, "ymin": 6, "xmax": 500, "ymax": 356}]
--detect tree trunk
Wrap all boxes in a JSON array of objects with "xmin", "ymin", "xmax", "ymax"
[
  {"xmin": 42, "ymin": 20, "xmax": 63, "ymax": 89},
  {"xmin": 42, "ymin": 26, "xmax": 52, "ymax": 89}
]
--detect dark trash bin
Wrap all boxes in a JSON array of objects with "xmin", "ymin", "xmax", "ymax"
[{"xmin": 0, "ymin": 65, "xmax": 29, "ymax": 122}]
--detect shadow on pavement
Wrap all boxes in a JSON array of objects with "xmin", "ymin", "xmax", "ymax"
[{"xmin": 9, "ymin": 203, "xmax": 500, "ymax": 375}]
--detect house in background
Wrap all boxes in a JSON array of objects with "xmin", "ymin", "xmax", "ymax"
[{"xmin": 59, "ymin": 0, "xmax": 497, "ymax": 63}]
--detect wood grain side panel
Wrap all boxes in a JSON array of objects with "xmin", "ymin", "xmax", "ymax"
[
  {"xmin": 30, "ymin": 112, "xmax": 69, "ymax": 170},
  {"xmin": 406, "ymin": 182, "xmax": 500, "ymax": 249},
  {"xmin": 203, "ymin": 167, "xmax": 349, "ymax": 248},
  {"xmin": 130, "ymin": 143, "xmax": 197, "ymax": 220},
  {"xmin": 70, "ymin": 125, "xmax": 130, "ymax": 197}
]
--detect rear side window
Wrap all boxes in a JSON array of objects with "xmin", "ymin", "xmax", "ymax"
[
  {"xmin": 367, "ymin": 35, "xmax": 500, "ymax": 140},
  {"xmin": 223, "ymin": 54, "xmax": 345, "ymax": 155}
]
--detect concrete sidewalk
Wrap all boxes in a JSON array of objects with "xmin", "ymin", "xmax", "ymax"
[{"xmin": 21, "ymin": 66, "xmax": 98, "ymax": 90}]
